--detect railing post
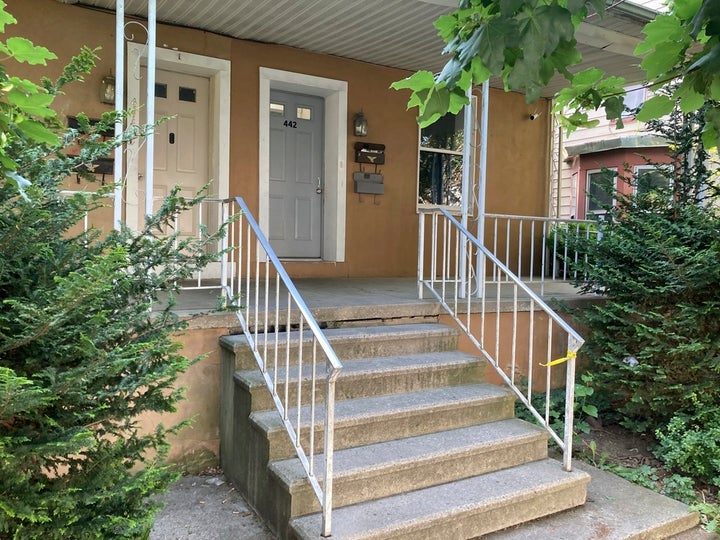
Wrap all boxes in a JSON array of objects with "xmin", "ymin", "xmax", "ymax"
[
  {"xmin": 563, "ymin": 336, "xmax": 580, "ymax": 472},
  {"xmin": 418, "ymin": 211, "xmax": 425, "ymax": 299}
]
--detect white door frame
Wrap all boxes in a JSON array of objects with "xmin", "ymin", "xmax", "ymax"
[
  {"xmin": 125, "ymin": 43, "xmax": 231, "ymax": 231},
  {"xmin": 259, "ymin": 68, "xmax": 347, "ymax": 262}
]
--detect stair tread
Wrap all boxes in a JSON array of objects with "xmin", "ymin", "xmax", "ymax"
[
  {"xmin": 251, "ymin": 383, "xmax": 513, "ymax": 433},
  {"xmin": 270, "ymin": 419, "xmax": 547, "ymax": 486},
  {"xmin": 236, "ymin": 350, "xmax": 482, "ymax": 387},
  {"xmin": 220, "ymin": 322, "xmax": 458, "ymax": 350},
  {"xmin": 290, "ymin": 458, "xmax": 590, "ymax": 539}
]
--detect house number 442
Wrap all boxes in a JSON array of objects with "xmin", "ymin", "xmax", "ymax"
[{"xmin": 283, "ymin": 120, "xmax": 297, "ymax": 128}]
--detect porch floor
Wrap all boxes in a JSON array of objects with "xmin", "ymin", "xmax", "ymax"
[{"xmin": 168, "ymin": 277, "xmax": 588, "ymax": 320}]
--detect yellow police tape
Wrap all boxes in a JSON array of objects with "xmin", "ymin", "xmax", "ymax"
[{"xmin": 540, "ymin": 349, "xmax": 577, "ymax": 367}]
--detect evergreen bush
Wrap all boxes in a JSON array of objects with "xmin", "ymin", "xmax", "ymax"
[
  {"xmin": 566, "ymin": 94, "xmax": 720, "ymax": 435},
  {"xmin": 0, "ymin": 6, "xmax": 225, "ymax": 538}
]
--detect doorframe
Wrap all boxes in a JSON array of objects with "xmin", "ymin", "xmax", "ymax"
[
  {"xmin": 259, "ymin": 68, "xmax": 347, "ymax": 262},
  {"xmin": 125, "ymin": 43, "xmax": 231, "ymax": 231}
]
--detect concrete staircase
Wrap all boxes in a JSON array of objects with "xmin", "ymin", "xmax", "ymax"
[{"xmin": 219, "ymin": 321, "xmax": 590, "ymax": 539}]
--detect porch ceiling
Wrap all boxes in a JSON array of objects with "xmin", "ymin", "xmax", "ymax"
[{"xmin": 68, "ymin": 0, "xmax": 657, "ymax": 98}]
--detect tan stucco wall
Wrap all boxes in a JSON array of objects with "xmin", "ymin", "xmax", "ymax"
[{"xmin": 7, "ymin": 0, "xmax": 552, "ymax": 280}]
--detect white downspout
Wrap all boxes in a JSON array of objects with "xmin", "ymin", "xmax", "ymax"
[
  {"xmin": 144, "ymin": 0, "xmax": 157, "ymax": 219},
  {"xmin": 113, "ymin": 0, "xmax": 124, "ymax": 230},
  {"xmin": 475, "ymin": 81, "xmax": 489, "ymax": 298}
]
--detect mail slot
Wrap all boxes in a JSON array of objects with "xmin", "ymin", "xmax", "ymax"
[
  {"xmin": 353, "ymin": 172, "xmax": 384, "ymax": 194},
  {"xmin": 354, "ymin": 142, "xmax": 385, "ymax": 165}
]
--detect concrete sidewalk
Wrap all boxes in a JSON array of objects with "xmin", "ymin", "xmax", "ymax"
[{"xmin": 150, "ymin": 464, "xmax": 717, "ymax": 539}]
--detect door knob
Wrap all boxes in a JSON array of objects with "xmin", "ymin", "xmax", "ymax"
[{"xmin": 316, "ymin": 177, "xmax": 323, "ymax": 194}]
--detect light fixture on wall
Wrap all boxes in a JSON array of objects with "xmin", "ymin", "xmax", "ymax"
[
  {"xmin": 353, "ymin": 111, "xmax": 368, "ymax": 137},
  {"xmin": 100, "ymin": 75, "xmax": 116, "ymax": 105}
]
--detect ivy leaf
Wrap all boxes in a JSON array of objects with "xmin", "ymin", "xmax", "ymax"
[
  {"xmin": 6, "ymin": 37, "xmax": 57, "ymax": 65},
  {"xmin": 637, "ymin": 94, "xmax": 675, "ymax": 122}
]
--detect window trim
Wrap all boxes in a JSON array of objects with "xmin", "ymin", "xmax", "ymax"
[
  {"xmin": 416, "ymin": 103, "xmax": 475, "ymax": 213},
  {"xmin": 585, "ymin": 168, "xmax": 617, "ymax": 216}
]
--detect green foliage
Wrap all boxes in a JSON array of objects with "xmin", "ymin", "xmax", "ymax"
[
  {"xmin": 515, "ymin": 373, "xmax": 598, "ymax": 438},
  {"xmin": 393, "ymin": 0, "xmax": 720, "ymax": 144},
  {"xmin": 691, "ymin": 500, "xmax": 720, "ymax": 533},
  {"xmin": 567, "ymin": 97, "xmax": 720, "ymax": 436},
  {"xmin": 655, "ymin": 409, "xmax": 720, "ymax": 488},
  {"xmin": 0, "ymin": 5, "xmax": 226, "ymax": 538}
]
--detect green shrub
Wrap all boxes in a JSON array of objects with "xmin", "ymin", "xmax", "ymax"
[
  {"xmin": 655, "ymin": 409, "xmax": 720, "ymax": 488},
  {"xmin": 0, "ymin": 6, "xmax": 225, "ymax": 538},
  {"xmin": 568, "ymin": 93, "xmax": 720, "ymax": 435}
]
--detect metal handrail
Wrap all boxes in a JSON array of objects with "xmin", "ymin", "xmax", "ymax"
[
  {"xmin": 419, "ymin": 208, "xmax": 584, "ymax": 471},
  {"xmin": 229, "ymin": 196, "xmax": 342, "ymax": 537}
]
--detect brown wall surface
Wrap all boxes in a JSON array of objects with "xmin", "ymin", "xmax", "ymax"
[{"xmin": 7, "ymin": 0, "xmax": 552, "ymax": 280}]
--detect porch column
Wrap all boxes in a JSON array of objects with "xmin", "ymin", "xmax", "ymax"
[
  {"xmin": 459, "ymin": 86, "xmax": 474, "ymax": 298},
  {"xmin": 144, "ymin": 0, "xmax": 157, "ymax": 219},
  {"xmin": 112, "ymin": 0, "xmax": 124, "ymax": 230},
  {"xmin": 475, "ymin": 81, "xmax": 489, "ymax": 298}
]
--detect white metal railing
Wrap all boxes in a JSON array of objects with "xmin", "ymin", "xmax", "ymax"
[
  {"xmin": 419, "ymin": 208, "xmax": 584, "ymax": 471},
  {"xmin": 62, "ymin": 190, "xmax": 341, "ymax": 534},
  {"xmin": 223, "ymin": 196, "xmax": 342, "ymax": 537},
  {"xmin": 484, "ymin": 213, "xmax": 598, "ymax": 293}
]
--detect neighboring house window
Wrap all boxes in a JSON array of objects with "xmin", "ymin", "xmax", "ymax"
[
  {"xmin": 623, "ymin": 85, "xmax": 646, "ymax": 117},
  {"xmin": 418, "ymin": 111, "xmax": 466, "ymax": 209},
  {"xmin": 634, "ymin": 164, "xmax": 671, "ymax": 198},
  {"xmin": 586, "ymin": 168, "xmax": 616, "ymax": 215}
]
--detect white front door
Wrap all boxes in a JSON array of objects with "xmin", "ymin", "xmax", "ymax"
[
  {"xmin": 138, "ymin": 68, "xmax": 210, "ymax": 235},
  {"xmin": 269, "ymin": 90, "xmax": 324, "ymax": 258}
]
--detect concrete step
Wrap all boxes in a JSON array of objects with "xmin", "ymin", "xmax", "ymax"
[
  {"xmin": 269, "ymin": 419, "xmax": 550, "ymax": 518},
  {"xmin": 251, "ymin": 383, "xmax": 516, "ymax": 461},
  {"xmin": 220, "ymin": 323, "xmax": 460, "ymax": 370},
  {"xmin": 234, "ymin": 350, "xmax": 485, "ymax": 412},
  {"xmin": 289, "ymin": 458, "xmax": 591, "ymax": 540}
]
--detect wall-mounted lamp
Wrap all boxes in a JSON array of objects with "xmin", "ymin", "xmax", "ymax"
[
  {"xmin": 353, "ymin": 111, "xmax": 368, "ymax": 137},
  {"xmin": 100, "ymin": 75, "xmax": 116, "ymax": 105}
]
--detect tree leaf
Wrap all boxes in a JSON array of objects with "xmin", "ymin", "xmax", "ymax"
[
  {"xmin": 500, "ymin": 0, "xmax": 524, "ymax": 18},
  {"xmin": 7, "ymin": 89, "xmax": 56, "ymax": 118},
  {"xmin": 640, "ymin": 40, "xmax": 686, "ymax": 79},
  {"xmin": 0, "ymin": 4, "xmax": 17, "ymax": 33},
  {"xmin": 390, "ymin": 70, "xmax": 435, "ymax": 92},
  {"xmin": 17, "ymin": 119, "xmax": 59, "ymax": 145},
  {"xmin": 635, "ymin": 15, "xmax": 685, "ymax": 55},
  {"xmin": 6, "ymin": 37, "xmax": 57, "ymax": 65},
  {"xmin": 637, "ymin": 94, "xmax": 675, "ymax": 121},
  {"xmin": 478, "ymin": 17, "xmax": 516, "ymax": 74}
]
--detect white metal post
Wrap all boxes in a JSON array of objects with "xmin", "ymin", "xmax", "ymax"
[
  {"xmin": 475, "ymin": 82, "xmax": 489, "ymax": 298},
  {"xmin": 112, "ymin": 0, "xmax": 125, "ymax": 230},
  {"xmin": 144, "ymin": 0, "xmax": 157, "ymax": 219},
  {"xmin": 459, "ymin": 86, "xmax": 473, "ymax": 298}
]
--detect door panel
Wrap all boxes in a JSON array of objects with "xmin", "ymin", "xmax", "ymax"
[
  {"xmin": 269, "ymin": 90, "xmax": 324, "ymax": 258},
  {"xmin": 138, "ymin": 68, "xmax": 209, "ymax": 236}
]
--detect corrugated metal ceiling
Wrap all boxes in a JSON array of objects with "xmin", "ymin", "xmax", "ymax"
[{"xmin": 69, "ymin": 0, "xmax": 659, "ymax": 97}]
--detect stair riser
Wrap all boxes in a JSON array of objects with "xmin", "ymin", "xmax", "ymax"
[
  {"xmin": 289, "ymin": 478, "xmax": 589, "ymax": 540},
  {"xmin": 222, "ymin": 331, "xmax": 459, "ymax": 371},
  {"xmin": 237, "ymin": 362, "xmax": 485, "ymax": 413},
  {"xmin": 261, "ymin": 395, "xmax": 516, "ymax": 461},
  {"xmin": 277, "ymin": 436, "xmax": 550, "ymax": 518}
]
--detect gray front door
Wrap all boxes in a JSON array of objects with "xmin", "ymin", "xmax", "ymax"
[{"xmin": 269, "ymin": 90, "xmax": 324, "ymax": 258}]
